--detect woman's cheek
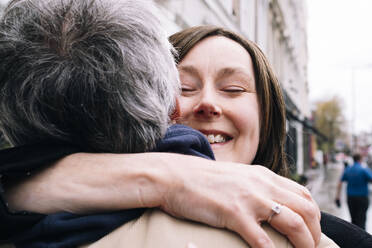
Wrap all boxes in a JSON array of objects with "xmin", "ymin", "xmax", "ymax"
[
  {"xmin": 231, "ymin": 99, "xmax": 260, "ymax": 138},
  {"xmin": 177, "ymin": 96, "xmax": 193, "ymax": 118}
]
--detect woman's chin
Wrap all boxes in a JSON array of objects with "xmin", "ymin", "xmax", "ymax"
[{"xmin": 212, "ymin": 150, "xmax": 235, "ymax": 163}]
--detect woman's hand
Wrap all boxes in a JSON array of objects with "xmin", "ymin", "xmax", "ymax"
[
  {"xmin": 5, "ymin": 153, "xmax": 320, "ymax": 248},
  {"xmin": 161, "ymin": 160, "xmax": 321, "ymax": 248}
]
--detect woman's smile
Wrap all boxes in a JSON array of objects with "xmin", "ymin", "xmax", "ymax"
[{"xmin": 198, "ymin": 129, "xmax": 233, "ymax": 146}]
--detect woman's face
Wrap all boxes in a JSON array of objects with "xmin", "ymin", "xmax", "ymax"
[{"xmin": 177, "ymin": 36, "xmax": 260, "ymax": 164}]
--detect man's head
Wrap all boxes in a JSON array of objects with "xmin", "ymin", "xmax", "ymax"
[
  {"xmin": 0, "ymin": 0, "xmax": 180, "ymax": 152},
  {"xmin": 353, "ymin": 153, "xmax": 362, "ymax": 163}
]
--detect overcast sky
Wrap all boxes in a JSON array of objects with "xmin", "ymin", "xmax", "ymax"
[{"xmin": 307, "ymin": 0, "xmax": 372, "ymax": 134}]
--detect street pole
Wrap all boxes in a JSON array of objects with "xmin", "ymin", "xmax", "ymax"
[{"xmin": 351, "ymin": 68, "xmax": 356, "ymax": 153}]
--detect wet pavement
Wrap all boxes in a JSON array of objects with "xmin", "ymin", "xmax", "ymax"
[{"xmin": 305, "ymin": 162, "xmax": 372, "ymax": 233}]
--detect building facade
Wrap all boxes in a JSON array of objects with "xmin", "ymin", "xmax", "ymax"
[{"xmin": 0, "ymin": 0, "xmax": 5, "ymax": 14}]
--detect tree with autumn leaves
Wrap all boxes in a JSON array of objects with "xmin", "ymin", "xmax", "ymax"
[{"xmin": 313, "ymin": 96, "xmax": 349, "ymax": 154}]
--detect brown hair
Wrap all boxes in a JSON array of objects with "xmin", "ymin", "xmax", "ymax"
[{"xmin": 169, "ymin": 26, "xmax": 288, "ymax": 176}]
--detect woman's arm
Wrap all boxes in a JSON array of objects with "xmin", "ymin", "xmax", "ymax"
[{"xmin": 5, "ymin": 152, "xmax": 320, "ymax": 248}]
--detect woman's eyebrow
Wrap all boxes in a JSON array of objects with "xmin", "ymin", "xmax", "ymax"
[
  {"xmin": 177, "ymin": 65, "xmax": 201, "ymax": 78},
  {"xmin": 217, "ymin": 67, "xmax": 254, "ymax": 83}
]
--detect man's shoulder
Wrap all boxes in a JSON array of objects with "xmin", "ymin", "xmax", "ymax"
[{"xmin": 362, "ymin": 166, "xmax": 372, "ymax": 178}]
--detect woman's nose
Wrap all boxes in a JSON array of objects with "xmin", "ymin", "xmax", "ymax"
[{"xmin": 192, "ymin": 93, "xmax": 222, "ymax": 118}]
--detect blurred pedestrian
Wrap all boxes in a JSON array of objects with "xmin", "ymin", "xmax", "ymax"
[{"xmin": 335, "ymin": 153, "xmax": 372, "ymax": 229}]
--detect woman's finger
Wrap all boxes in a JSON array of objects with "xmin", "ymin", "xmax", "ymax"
[
  {"xmin": 270, "ymin": 187, "xmax": 321, "ymax": 246},
  {"xmin": 268, "ymin": 204, "xmax": 315, "ymax": 248},
  {"xmin": 227, "ymin": 216, "xmax": 275, "ymax": 248},
  {"xmin": 265, "ymin": 166, "xmax": 321, "ymax": 218}
]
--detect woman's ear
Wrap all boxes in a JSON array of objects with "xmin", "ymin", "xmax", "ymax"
[{"xmin": 170, "ymin": 98, "xmax": 180, "ymax": 123}]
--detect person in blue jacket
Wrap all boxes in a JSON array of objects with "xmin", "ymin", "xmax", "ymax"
[{"xmin": 336, "ymin": 153, "xmax": 372, "ymax": 229}]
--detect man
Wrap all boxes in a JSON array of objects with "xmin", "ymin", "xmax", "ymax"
[
  {"xmin": 336, "ymin": 153, "xmax": 372, "ymax": 229},
  {"xmin": 0, "ymin": 0, "xmax": 199, "ymax": 246}
]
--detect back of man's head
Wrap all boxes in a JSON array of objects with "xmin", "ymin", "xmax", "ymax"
[
  {"xmin": 353, "ymin": 154, "xmax": 361, "ymax": 163},
  {"xmin": 0, "ymin": 0, "xmax": 179, "ymax": 153}
]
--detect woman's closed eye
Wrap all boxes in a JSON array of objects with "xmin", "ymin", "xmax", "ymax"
[
  {"xmin": 181, "ymin": 85, "xmax": 197, "ymax": 95},
  {"xmin": 181, "ymin": 85, "xmax": 195, "ymax": 91},
  {"xmin": 221, "ymin": 86, "xmax": 246, "ymax": 93}
]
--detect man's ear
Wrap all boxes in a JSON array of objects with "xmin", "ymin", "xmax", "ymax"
[{"xmin": 170, "ymin": 98, "xmax": 180, "ymax": 122}]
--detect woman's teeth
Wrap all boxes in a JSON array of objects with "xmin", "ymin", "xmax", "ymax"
[{"xmin": 206, "ymin": 134, "xmax": 226, "ymax": 144}]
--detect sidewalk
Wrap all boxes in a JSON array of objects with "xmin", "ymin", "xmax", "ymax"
[{"xmin": 305, "ymin": 162, "xmax": 372, "ymax": 233}]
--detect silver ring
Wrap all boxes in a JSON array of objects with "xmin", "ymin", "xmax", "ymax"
[{"xmin": 267, "ymin": 203, "xmax": 282, "ymax": 223}]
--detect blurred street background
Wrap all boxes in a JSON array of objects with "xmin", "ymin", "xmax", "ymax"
[{"xmin": 1, "ymin": 0, "xmax": 372, "ymax": 233}]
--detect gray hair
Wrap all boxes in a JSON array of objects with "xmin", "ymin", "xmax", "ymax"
[{"xmin": 0, "ymin": 0, "xmax": 180, "ymax": 153}]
